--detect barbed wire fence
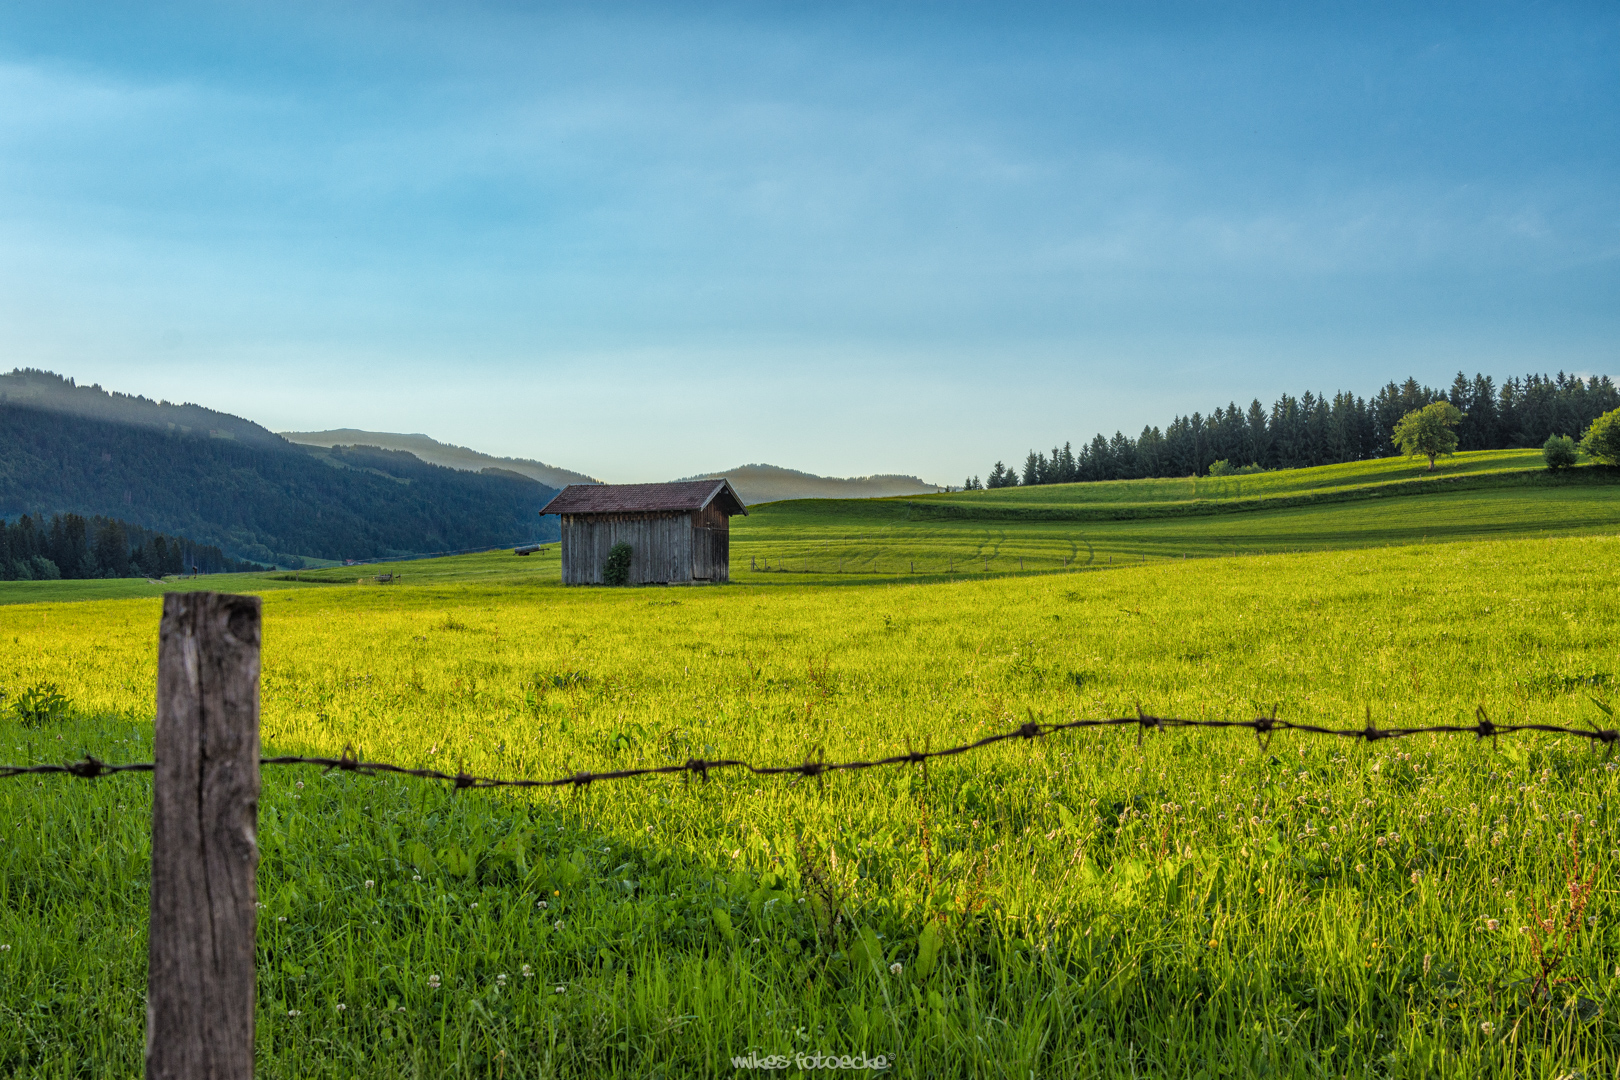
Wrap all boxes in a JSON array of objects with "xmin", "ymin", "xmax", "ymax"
[
  {"xmin": 3, "ymin": 591, "xmax": 1616, "ymax": 1079},
  {"xmin": 5, "ymin": 708, "xmax": 1619, "ymax": 790}
]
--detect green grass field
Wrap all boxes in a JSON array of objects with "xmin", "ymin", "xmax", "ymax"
[{"xmin": 3, "ymin": 454, "xmax": 1620, "ymax": 1077}]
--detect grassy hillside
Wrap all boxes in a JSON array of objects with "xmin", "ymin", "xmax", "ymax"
[
  {"xmin": 731, "ymin": 450, "xmax": 1620, "ymax": 579},
  {"xmin": 3, "ymin": 533, "xmax": 1617, "ymax": 1076},
  {"xmin": 4, "ymin": 448, "xmax": 1613, "ymax": 603}
]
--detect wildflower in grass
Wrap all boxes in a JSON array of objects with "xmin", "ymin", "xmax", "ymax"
[
  {"xmin": 277, "ymin": 916, "xmax": 287, "ymax": 923},
  {"xmin": 364, "ymin": 880, "xmax": 375, "ymax": 889},
  {"xmin": 1588, "ymin": 916, "xmax": 1598, "ymax": 928},
  {"xmin": 1410, "ymin": 871, "xmax": 1422, "ymax": 884},
  {"xmin": 554, "ymin": 920, "xmax": 564, "ymax": 931},
  {"xmin": 1480, "ymin": 1022, "xmax": 1494, "ymax": 1036},
  {"xmin": 555, "ymin": 985, "xmax": 566, "ymax": 994},
  {"xmin": 412, "ymin": 875, "xmax": 421, "ymax": 882},
  {"xmin": 295, "ymin": 781, "xmax": 304, "ymax": 789},
  {"xmin": 496, "ymin": 974, "xmax": 507, "ymax": 986},
  {"xmin": 1355, "ymin": 864, "xmax": 1366, "ymax": 872},
  {"xmin": 1485, "ymin": 919, "xmax": 1500, "ymax": 931},
  {"xmin": 1377, "ymin": 836, "xmax": 1387, "ymax": 847},
  {"xmin": 0, "ymin": 944, "xmax": 9, "ymax": 951},
  {"xmin": 427, "ymin": 975, "xmax": 441, "ymax": 989},
  {"xmin": 522, "ymin": 965, "xmax": 534, "ymax": 978},
  {"xmin": 537, "ymin": 900, "xmax": 548, "ymax": 909},
  {"xmin": 335, "ymin": 1004, "xmax": 345, "ymax": 1012},
  {"xmin": 470, "ymin": 902, "xmax": 478, "ymax": 909},
  {"xmin": 287, "ymin": 1010, "xmax": 301, "ymax": 1017},
  {"xmin": 889, "ymin": 962, "xmax": 903, "ymax": 976}
]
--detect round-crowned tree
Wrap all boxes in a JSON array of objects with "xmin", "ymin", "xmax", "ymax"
[
  {"xmin": 1580, "ymin": 407, "xmax": 1620, "ymax": 467},
  {"xmin": 1392, "ymin": 401, "xmax": 1463, "ymax": 471}
]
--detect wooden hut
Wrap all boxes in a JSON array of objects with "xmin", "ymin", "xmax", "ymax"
[{"xmin": 539, "ymin": 479, "xmax": 747, "ymax": 585}]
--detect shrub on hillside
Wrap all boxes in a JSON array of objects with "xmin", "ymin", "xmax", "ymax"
[
  {"xmin": 1208, "ymin": 460, "xmax": 1265, "ymax": 477},
  {"xmin": 1581, "ymin": 407, "xmax": 1620, "ymax": 466},
  {"xmin": 602, "ymin": 542, "xmax": 633, "ymax": 586},
  {"xmin": 1542, "ymin": 434, "xmax": 1578, "ymax": 470}
]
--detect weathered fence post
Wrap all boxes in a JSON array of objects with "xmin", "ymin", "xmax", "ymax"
[{"xmin": 147, "ymin": 592, "xmax": 261, "ymax": 1080}]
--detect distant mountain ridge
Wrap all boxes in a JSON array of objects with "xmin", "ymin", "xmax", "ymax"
[
  {"xmin": 281, "ymin": 429, "xmax": 598, "ymax": 489},
  {"xmin": 677, "ymin": 464, "xmax": 940, "ymax": 505},
  {"xmin": 0, "ymin": 369, "xmax": 291, "ymax": 451}
]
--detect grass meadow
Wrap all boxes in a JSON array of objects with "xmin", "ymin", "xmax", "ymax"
[{"xmin": 3, "ymin": 505, "xmax": 1620, "ymax": 1076}]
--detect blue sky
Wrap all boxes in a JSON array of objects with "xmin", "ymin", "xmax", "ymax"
[{"xmin": 1, "ymin": 2, "xmax": 1615, "ymax": 483}]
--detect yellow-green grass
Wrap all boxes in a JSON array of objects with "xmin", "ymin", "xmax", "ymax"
[
  {"xmin": 923, "ymin": 448, "xmax": 1560, "ymax": 509},
  {"xmin": 4, "ymin": 452, "xmax": 1612, "ymax": 604},
  {"xmin": 732, "ymin": 453, "xmax": 1619, "ymax": 581},
  {"xmin": 0, "ymin": 547, "xmax": 563, "ymax": 606},
  {"xmin": 3, "ymin": 533, "xmax": 1619, "ymax": 1076}
]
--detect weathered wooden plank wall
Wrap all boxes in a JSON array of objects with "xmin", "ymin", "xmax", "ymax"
[{"xmin": 559, "ymin": 513, "xmax": 696, "ymax": 584}]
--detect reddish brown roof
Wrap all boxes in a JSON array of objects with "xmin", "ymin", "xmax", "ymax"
[{"xmin": 539, "ymin": 479, "xmax": 747, "ymax": 517}]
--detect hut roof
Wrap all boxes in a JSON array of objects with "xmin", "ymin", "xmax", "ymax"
[{"xmin": 539, "ymin": 479, "xmax": 747, "ymax": 517}]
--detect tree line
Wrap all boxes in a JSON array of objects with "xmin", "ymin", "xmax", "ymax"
[
  {"xmin": 0, "ymin": 512, "xmax": 268, "ymax": 582},
  {"xmin": 967, "ymin": 371, "xmax": 1619, "ymax": 488}
]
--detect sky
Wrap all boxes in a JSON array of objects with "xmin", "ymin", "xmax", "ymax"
[{"xmin": 1, "ymin": 2, "xmax": 1616, "ymax": 484}]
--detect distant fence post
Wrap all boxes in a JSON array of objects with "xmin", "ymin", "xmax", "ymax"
[{"xmin": 148, "ymin": 592, "xmax": 262, "ymax": 1080}]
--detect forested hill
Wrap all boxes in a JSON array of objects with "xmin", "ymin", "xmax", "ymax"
[
  {"xmin": 0, "ymin": 400, "xmax": 558, "ymax": 567},
  {"xmin": 974, "ymin": 371, "xmax": 1619, "ymax": 489},
  {"xmin": 0, "ymin": 368, "xmax": 290, "ymax": 451}
]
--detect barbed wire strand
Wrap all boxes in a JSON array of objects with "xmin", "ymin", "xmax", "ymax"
[{"xmin": 3, "ymin": 707, "xmax": 1615, "ymax": 789}]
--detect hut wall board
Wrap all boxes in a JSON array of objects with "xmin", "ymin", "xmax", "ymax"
[{"xmin": 559, "ymin": 512, "xmax": 696, "ymax": 585}]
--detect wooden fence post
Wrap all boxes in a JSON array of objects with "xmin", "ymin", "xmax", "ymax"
[{"xmin": 148, "ymin": 592, "xmax": 262, "ymax": 1080}]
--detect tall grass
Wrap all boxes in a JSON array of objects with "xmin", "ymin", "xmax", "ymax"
[{"xmin": 2, "ymin": 533, "xmax": 1619, "ymax": 1076}]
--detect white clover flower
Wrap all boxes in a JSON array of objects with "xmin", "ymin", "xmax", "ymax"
[
  {"xmin": 889, "ymin": 962, "xmax": 903, "ymax": 976},
  {"xmin": 0, "ymin": 944, "xmax": 10, "ymax": 951},
  {"xmin": 364, "ymin": 880, "xmax": 375, "ymax": 889},
  {"xmin": 555, "ymin": 985, "xmax": 566, "ymax": 994},
  {"xmin": 427, "ymin": 974, "xmax": 441, "ymax": 989},
  {"xmin": 335, "ymin": 1003, "xmax": 345, "ymax": 1011},
  {"xmin": 1485, "ymin": 919, "xmax": 1500, "ymax": 931},
  {"xmin": 554, "ymin": 920, "xmax": 564, "ymax": 931},
  {"xmin": 1480, "ymin": 1021, "xmax": 1494, "ymax": 1036},
  {"xmin": 521, "ymin": 964, "xmax": 534, "ymax": 978},
  {"xmin": 470, "ymin": 902, "xmax": 478, "ymax": 909},
  {"xmin": 537, "ymin": 900, "xmax": 548, "ymax": 909},
  {"xmin": 397, "ymin": 1006, "xmax": 407, "ymax": 1013},
  {"xmin": 413, "ymin": 875, "xmax": 422, "ymax": 882},
  {"xmin": 287, "ymin": 1009, "xmax": 301, "ymax": 1017},
  {"xmin": 1355, "ymin": 864, "xmax": 1366, "ymax": 873},
  {"xmin": 295, "ymin": 781, "xmax": 304, "ymax": 789},
  {"xmin": 1410, "ymin": 871, "xmax": 1422, "ymax": 884},
  {"xmin": 496, "ymin": 974, "xmax": 507, "ymax": 985},
  {"xmin": 277, "ymin": 916, "xmax": 287, "ymax": 923}
]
